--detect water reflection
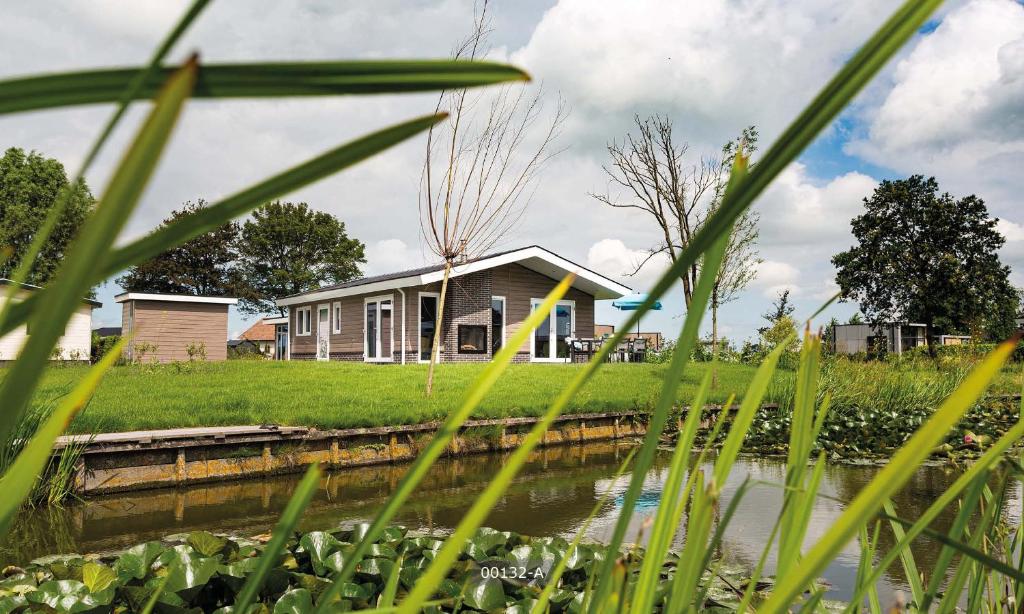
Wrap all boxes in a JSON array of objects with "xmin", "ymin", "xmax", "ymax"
[{"xmin": 4, "ymin": 442, "xmax": 1020, "ymax": 605}]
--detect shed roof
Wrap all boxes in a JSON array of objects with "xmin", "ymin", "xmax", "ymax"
[
  {"xmin": 276, "ymin": 245, "xmax": 631, "ymax": 306},
  {"xmin": 0, "ymin": 278, "xmax": 102, "ymax": 307},
  {"xmin": 114, "ymin": 292, "xmax": 237, "ymax": 305}
]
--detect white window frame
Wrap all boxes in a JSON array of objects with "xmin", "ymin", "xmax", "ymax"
[
  {"xmin": 363, "ymin": 294, "xmax": 395, "ymax": 363},
  {"xmin": 529, "ymin": 298, "xmax": 575, "ymax": 363},
  {"xmin": 296, "ymin": 306, "xmax": 312, "ymax": 336},
  {"xmin": 491, "ymin": 295, "xmax": 506, "ymax": 356},
  {"xmin": 332, "ymin": 301, "xmax": 342, "ymax": 334},
  {"xmin": 417, "ymin": 291, "xmax": 441, "ymax": 364}
]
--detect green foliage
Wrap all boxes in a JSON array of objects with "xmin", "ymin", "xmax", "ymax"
[
  {"xmin": 89, "ymin": 332, "xmax": 120, "ymax": 364},
  {"xmin": 0, "ymin": 147, "xmax": 96, "ymax": 287},
  {"xmin": 833, "ymin": 175, "xmax": 1017, "ymax": 345},
  {"xmin": 116, "ymin": 200, "xmax": 240, "ymax": 296},
  {"xmin": 235, "ymin": 201, "xmax": 366, "ymax": 315}
]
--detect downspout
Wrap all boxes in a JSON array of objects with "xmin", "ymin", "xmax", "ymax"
[
  {"xmin": 397, "ymin": 288, "xmax": 406, "ymax": 365},
  {"xmin": 286, "ymin": 306, "xmax": 291, "ymax": 361}
]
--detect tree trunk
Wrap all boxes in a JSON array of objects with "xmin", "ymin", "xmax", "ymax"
[
  {"xmin": 425, "ymin": 262, "xmax": 452, "ymax": 396},
  {"xmin": 711, "ymin": 287, "xmax": 719, "ymax": 389},
  {"xmin": 925, "ymin": 321, "xmax": 936, "ymax": 359}
]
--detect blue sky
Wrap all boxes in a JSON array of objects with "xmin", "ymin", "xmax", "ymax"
[{"xmin": 3, "ymin": 0, "xmax": 1023, "ymax": 344}]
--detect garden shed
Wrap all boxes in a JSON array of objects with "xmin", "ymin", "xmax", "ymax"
[{"xmin": 116, "ymin": 292, "xmax": 237, "ymax": 363}]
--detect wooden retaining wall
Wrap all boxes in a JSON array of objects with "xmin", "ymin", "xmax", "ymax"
[{"xmin": 61, "ymin": 411, "xmax": 652, "ymax": 495}]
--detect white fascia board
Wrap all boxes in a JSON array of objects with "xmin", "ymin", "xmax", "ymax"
[
  {"xmin": 275, "ymin": 276, "xmax": 420, "ymax": 307},
  {"xmin": 262, "ymin": 316, "xmax": 289, "ymax": 325},
  {"xmin": 420, "ymin": 246, "xmax": 631, "ymax": 298},
  {"xmin": 115, "ymin": 293, "xmax": 238, "ymax": 305},
  {"xmin": 275, "ymin": 246, "xmax": 632, "ymax": 306}
]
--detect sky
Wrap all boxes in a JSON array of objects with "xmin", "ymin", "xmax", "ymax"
[{"xmin": 2, "ymin": 0, "xmax": 1023, "ymax": 343}]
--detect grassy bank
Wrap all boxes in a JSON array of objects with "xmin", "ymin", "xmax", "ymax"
[
  {"xmin": 21, "ymin": 358, "xmax": 1022, "ymax": 438},
  {"xmin": 28, "ymin": 361, "xmax": 767, "ymax": 434}
]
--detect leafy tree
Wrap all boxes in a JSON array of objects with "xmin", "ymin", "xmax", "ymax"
[
  {"xmin": 758, "ymin": 289, "xmax": 795, "ymax": 334},
  {"xmin": 117, "ymin": 200, "xmax": 240, "ymax": 296},
  {"xmin": 832, "ymin": 175, "xmax": 1016, "ymax": 355},
  {"xmin": 846, "ymin": 313, "xmax": 864, "ymax": 325},
  {"xmin": 0, "ymin": 147, "xmax": 95, "ymax": 286},
  {"xmin": 236, "ymin": 201, "xmax": 365, "ymax": 315}
]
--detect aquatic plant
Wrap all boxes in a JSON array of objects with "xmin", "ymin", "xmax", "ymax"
[{"xmin": 3, "ymin": 0, "xmax": 1024, "ymax": 611}]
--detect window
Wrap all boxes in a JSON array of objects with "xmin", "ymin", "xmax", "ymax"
[
  {"xmin": 419, "ymin": 293, "xmax": 439, "ymax": 362},
  {"xmin": 332, "ymin": 302, "xmax": 341, "ymax": 334},
  {"xmin": 458, "ymin": 325, "xmax": 487, "ymax": 354},
  {"xmin": 296, "ymin": 306, "xmax": 311, "ymax": 336},
  {"xmin": 530, "ymin": 299, "xmax": 575, "ymax": 362},
  {"xmin": 491, "ymin": 296, "xmax": 505, "ymax": 354}
]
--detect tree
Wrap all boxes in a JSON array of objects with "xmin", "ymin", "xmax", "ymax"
[
  {"xmin": 236, "ymin": 201, "xmax": 365, "ymax": 315},
  {"xmin": 419, "ymin": 0, "xmax": 567, "ymax": 395},
  {"xmin": 709, "ymin": 209, "xmax": 761, "ymax": 385},
  {"xmin": 832, "ymin": 175, "xmax": 1016, "ymax": 356},
  {"xmin": 0, "ymin": 147, "xmax": 95, "ymax": 286},
  {"xmin": 758, "ymin": 289, "xmax": 795, "ymax": 334},
  {"xmin": 117, "ymin": 200, "xmax": 240, "ymax": 296},
  {"xmin": 593, "ymin": 116, "xmax": 758, "ymax": 308}
]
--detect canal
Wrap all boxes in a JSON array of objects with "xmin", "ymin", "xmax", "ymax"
[{"xmin": 4, "ymin": 440, "xmax": 1019, "ymax": 605}]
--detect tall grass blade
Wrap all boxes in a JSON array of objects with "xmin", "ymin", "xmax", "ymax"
[
  {"xmin": 233, "ymin": 463, "xmax": 322, "ymax": 612},
  {"xmin": 935, "ymin": 484, "xmax": 1001, "ymax": 614},
  {"xmin": 712, "ymin": 335, "xmax": 794, "ymax": 487},
  {"xmin": 0, "ymin": 338, "xmax": 124, "ymax": 538},
  {"xmin": 844, "ymin": 418, "xmax": 1024, "ymax": 612},
  {"xmin": 882, "ymin": 498, "xmax": 925, "ymax": 606},
  {"xmin": 0, "ymin": 60, "xmax": 529, "ymax": 114},
  {"xmin": 0, "ymin": 114, "xmax": 449, "ymax": 338},
  {"xmin": 311, "ymin": 277, "xmax": 572, "ymax": 613},
  {"xmin": 532, "ymin": 449, "xmax": 637, "ymax": 614},
  {"xmin": 0, "ymin": 58, "xmax": 197, "ymax": 448},
  {"xmin": 761, "ymin": 337, "xmax": 1017, "ymax": 612},
  {"xmin": 0, "ymin": 0, "xmax": 210, "ymax": 328},
  {"xmin": 591, "ymin": 154, "xmax": 746, "ymax": 613},
  {"xmin": 630, "ymin": 369, "xmax": 714, "ymax": 614},
  {"xmin": 919, "ymin": 475, "xmax": 989, "ymax": 611}
]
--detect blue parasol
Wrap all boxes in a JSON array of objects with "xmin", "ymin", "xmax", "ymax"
[{"xmin": 611, "ymin": 293, "xmax": 662, "ymax": 335}]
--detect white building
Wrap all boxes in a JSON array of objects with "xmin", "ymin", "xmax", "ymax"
[
  {"xmin": 831, "ymin": 322, "xmax": 970, "ymax": 355},
  {"xmin": 0, "ymin": 278, "xmax": 99, "ymax": 363}
]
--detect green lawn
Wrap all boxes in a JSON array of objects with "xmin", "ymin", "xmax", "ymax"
[{"xmin": 30, "ymin": 361, "xmax": 768, "ymax": 434}]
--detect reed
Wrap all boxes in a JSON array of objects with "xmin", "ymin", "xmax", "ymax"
[{"xmin": 4, "ymin": 0, "xmax": 1024, "ymax": 611}]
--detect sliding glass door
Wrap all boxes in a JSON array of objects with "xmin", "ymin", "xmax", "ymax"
[{"xmin": 530, "ymin": 299, "xmax": 575, "ymax": 362}]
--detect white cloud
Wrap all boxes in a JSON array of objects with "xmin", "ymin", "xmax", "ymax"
[
  {"xmin": 752, "ymin": 260, "xmax": 801, "ymax": 298},
  {"xmin": 755, "ymin": 163, "xmax": 876, "ymax": 251},
  {"xmin": 364, "ymin": 238, "xmax": 428, "ymax": 276},
  {"xmin": 585, "ymin": 239, "xmax": 671, "ymax": 290}
]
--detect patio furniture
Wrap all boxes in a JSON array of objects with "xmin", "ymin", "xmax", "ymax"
[{"xmin": 631, "ymin": 337, "xmax": 647, "ymax": 362}]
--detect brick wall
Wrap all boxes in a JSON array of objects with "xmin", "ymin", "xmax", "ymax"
[{"xmin": 440, "ymin": 270, "xmax": 493, "ymax": 362}]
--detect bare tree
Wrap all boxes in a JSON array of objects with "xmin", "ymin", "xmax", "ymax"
[
  {"xmin": 420, "ymin": 1, "xmax": 568, "ymax": 395},
  {"xmin": 709, "ymin": 209, "xmax": 761, "ymax": 385},
  {"xmin": 593, "ymin": 116, "xmax": 758, "ymax": 308}
]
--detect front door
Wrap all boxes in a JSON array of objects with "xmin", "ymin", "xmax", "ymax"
[
  {"xmin": 364, "ymin": 296, "xmax": 394, "ymax": 362},
  {"xmin": 316, "ymin": 305, "xmax": 330, "ymax": 361},
  {"xmin": 530, "ymin": 299, "xmax": 575, "ymax": 362}
]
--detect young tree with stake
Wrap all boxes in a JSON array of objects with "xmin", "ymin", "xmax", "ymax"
[{"xmin": 420, "ymin": 1, "xmax": 567, "ymax": 395}]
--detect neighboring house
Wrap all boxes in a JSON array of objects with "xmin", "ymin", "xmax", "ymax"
[
  {"xmin": 831, "ymin": 322, "xmax": 972, "ymax": 355},
  {"xmin": 594, "ymin": 324, "xmax": 663, "ymax": 351},
  {"xmin": 93, "ymin": 326, "xmax": 122, "ymax": 338},
  {"xmin": 116, "ymin": 293, "xmax": 237, "ymax": 362},
  {"xmin": 237, "ymin": 318, "xmax": 276, "ymax": 357},
  {"xmin": 0, "ymin": 278, "xmax": 98, "ymax": 363},
  {"xmin": 274, "ymin": 245, "xmax": 630, "ymax": 363},
  {"xmin": 227, "ymin": 339, "xmax": 262, "ymax": 354}
]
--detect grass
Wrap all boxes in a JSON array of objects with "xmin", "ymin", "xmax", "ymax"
[
  {"xmin": 23, "ymin": 357, "xmax": 1021, "ymax": 436},
  {"xmin": 26, "ymin": 361, "xmax": 765, "ymax": 434}
]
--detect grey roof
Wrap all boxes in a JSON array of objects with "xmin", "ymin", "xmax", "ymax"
[
  {"xmin": 0, "ymin": 278, "xmax": 102, "ymax": 307},
  {"xmin": 282, "ymin": 245, "xmax": 581, "ymax": 300},
  {"xmin": 93, "ymin": 326, "xmax": 122, "ymax": 337}
]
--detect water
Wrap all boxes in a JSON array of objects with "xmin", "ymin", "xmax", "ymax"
[{"xmin": 5, "ymin": 441, "xmax": 1021, "ymax": 605}]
